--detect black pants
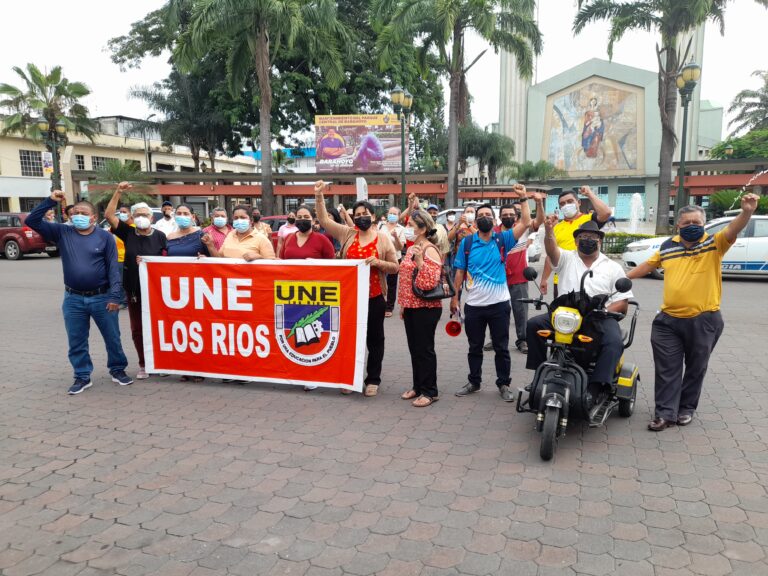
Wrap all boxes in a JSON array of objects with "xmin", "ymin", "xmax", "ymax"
[
  {"xmin": 465, "ymin": 301, "xmax": 511, "ymax": 387},
  {"xmin": 403, "ymin": 307, "xmax": 442, "ymax": 398},
  {"xmin": 651, "ymin": 311, "xmax": 724, "ymax": 420},
  {"xmin": 385, "ymin": 272, "xmax": 398, "ymax": 312},
  {"xmin": 366, "ymin": 295, "xmax": 386, "ymax": 385},
  {"xmin": 526, "ymin": 313, "xmax": 624, "ymax": 384},
  {"xmin": 508, "ymin": 283, "xmax": 528, "ymax": 347}
]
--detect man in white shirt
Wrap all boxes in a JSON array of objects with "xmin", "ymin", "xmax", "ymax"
[
  {"xmin": 153, "ymin": 201, "xmax": 178, "ymax": 235},
  {"xmin": 379, "ymin": 206, "xmax": 406, "ymax": 317},
  {"xmin": 526, "ymin": 218, "xmax": 632, "ymax": 390}
]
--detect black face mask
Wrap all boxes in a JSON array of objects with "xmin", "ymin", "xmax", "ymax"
[
  {"xmin": 354, "ymin": 216, "xmax": 372, "ymax": 231},
  {"xmin": 501, "ymin": 217, "xmax": 515, "ymax": 229},
  {"xmin": 252, "ymin": 214, "xmax": 261, "ymax": 223},
  {"xmin": 295, "ymin": 219, "xmax": 312, "ymax": 233},
  {"xmin": 578, "ymin": 238, "xmax": 599, "ymax": 255},
  {"xmin": 287, "ymin": 217, "xmax": 296, "ymax": 224},
  {"xmin": 476, "ymin": 216, "xmax": 494, "ymax": 233}
]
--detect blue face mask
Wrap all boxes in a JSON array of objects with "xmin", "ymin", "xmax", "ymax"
[
  {"xmin": 175, "ymin": 215, "xmax": 192, "ymax": 229},
  {"xmin": 387, "ymin": 214, "xmax": 398, "ymax": 224},
  {"xmin": 679, "ymin": 224, "xmax": 704, "ymax": 242},
  {"xmin": 118, "ymin": 212, "xmax": 129, "ymax": 222},
  {"xmin": 232, "ymin": 219, "xmax": 250, "ymax": 232},
  {"xmin": 213, "ymin": 216, "xmax": 228, "ymax": 228},
  {"xmin": 71, "ymin": 214, "xmax": 92, "ymax": 230}
]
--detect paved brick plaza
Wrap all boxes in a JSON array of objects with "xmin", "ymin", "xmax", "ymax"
[{"xmin": 1, "ymin": 256, "xmax": 768, "ymax": 576}]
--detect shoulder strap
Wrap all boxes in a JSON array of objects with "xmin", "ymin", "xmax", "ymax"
[
  {"xmin": 463, "ymin": 233, "xmax": 475, "ymax": 260},
  {"xmin": 493, "ymin": 232, "xmax": 505, "ymax": 262}
]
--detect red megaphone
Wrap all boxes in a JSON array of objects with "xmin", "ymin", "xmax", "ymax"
[{"xmin": 445, "ymin": 312, "xmax": 463, "ymax": 337}]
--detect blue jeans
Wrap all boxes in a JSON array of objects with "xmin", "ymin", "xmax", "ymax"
[{"xmin": 62, "ymin": 291, "xmax": 128, "ymax": 380}]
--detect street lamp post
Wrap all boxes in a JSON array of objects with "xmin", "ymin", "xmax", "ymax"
[
  {"xmin": 35, "ymin": 117, "xmax": 67, "ymax": 192},
  {"xmin": 390, "ymin": 86, "xmax": 413, "ymax": 208},
  {"xmin": 143, "ymin": 113, "xmax": 157, "ymax": 172},
  {"xmin": 675, "ymin": 60, "xmax": 702, "ymax": 214}
]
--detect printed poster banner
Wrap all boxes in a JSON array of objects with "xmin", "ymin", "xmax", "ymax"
[
  {"xmin": 139, "ymin": 257, "xmax": 370, "ymax": 391},
  {"xmin": 315, "ymin": 114, "xmax": 407, "ymax": 174}
]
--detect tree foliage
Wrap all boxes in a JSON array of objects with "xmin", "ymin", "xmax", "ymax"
[
  {"xmin": 500, "ymin": 160, "xmax": 567, "ymax": 183},
  {"xmin": 709, "ymin": 189, "xmax": 768, "ymax": 217},
  {"xmin": 710, "ymin": 130, "xmax": 768, "ymax": 159},
  {"xmin": 728, "ymin": 70, "xmax": 768, "ymax": 136},
  {"xmin": 88, "ymin": 160, "xmax": 158, "ymax": 209}
]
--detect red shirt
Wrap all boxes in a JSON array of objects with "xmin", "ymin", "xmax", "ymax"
[
  {"xmin": 398, "ymin": 245, "xmax": 443, "ymax": 309},
  {"xmin": 280, "ymin": 231, "xmax": 335, "ymax": 260},
  {"xmin": 347, "ymin": 234, "xmax": 382, "ymax": 298},
  {"xmin": 203, "ymin": 224, "xmax": 232, "ymax": 251}
]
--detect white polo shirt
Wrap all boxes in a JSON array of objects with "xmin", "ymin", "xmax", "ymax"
[{"xmin": 553, "ymin": 250, "xmax": 632, "ymax": 305}]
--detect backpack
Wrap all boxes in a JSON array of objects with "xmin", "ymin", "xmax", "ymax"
[{"xmin": 462, "ymin": 232, "xmax": 506, "ymax": 265}]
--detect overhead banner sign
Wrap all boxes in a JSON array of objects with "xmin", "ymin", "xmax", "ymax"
[
  {"xmin": 315, "ymin": 114, "xmax": 407, "ymax": 174},
  {"xmin": 139, "ymin": 258, "xmax": 370, "ymax": 391}
]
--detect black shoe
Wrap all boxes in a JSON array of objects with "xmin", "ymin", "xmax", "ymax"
[
  {"xmin": 483, "ymin": 342, "xmax": 494, "ymax": 352},
  {"xmin": 455, "ymin": 383, "xmax": 480, "ymax": 397},
  {"xmin": 524, "ymin": 383, "xmax": 532, "ymax": 392},
  {"xmin": 499, "ymin": 385, "xmax": 515, "ymax": 402},
  {"xmin": 517, "ymin": 342, "xmax": 528, "ymax": 354},
  {"xmin": 677, "ymin": 414, "xmax": 693, "ymax": 426},
  {"xmin": 648, "ymin": 417, "xmax": 676, "ymax": 432}
]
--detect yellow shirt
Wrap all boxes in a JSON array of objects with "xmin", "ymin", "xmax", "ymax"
[
  {"xmin": 646, "ymin": 231, "xmax": 733, "ymax": 318},
  {"xmin": 112, "ymin": 223, "xmax": 135, "ymax": 263},
  {"xmin": 552, "ymin": 213, "xmax": 593, "ymax": 283},
  {"xmin": 221, "ymin": 229, "xmax": 276, "ymax": 259},
  {"xmin": 253, "ymin": 222, "xmax": 273, "ymax": 237}
]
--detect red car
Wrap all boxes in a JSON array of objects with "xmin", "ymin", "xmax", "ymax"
[
  {"xmin": 260, "ymin": 215, "xmax": 289, "ymax": 251},
  {"xmin": 0, "ymin": 212, "xmax": 58, "ymax": 260}
]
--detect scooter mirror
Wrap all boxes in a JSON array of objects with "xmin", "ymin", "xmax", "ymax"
[
  {"xmin": 615, "ymin": 277, "xmax": 632, "ymax": 293},
  {"xmin": 523, "ymin": 267, "xmax": 538, "ymax": 281}
]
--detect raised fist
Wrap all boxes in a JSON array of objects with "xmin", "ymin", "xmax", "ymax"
[
  {"xmin": 116, "ymin": 181, "xmax": 133, "ymax": 192},
  {"xmin": 50, "ymin": 190, "xmax": 65, "ymax": 202}
]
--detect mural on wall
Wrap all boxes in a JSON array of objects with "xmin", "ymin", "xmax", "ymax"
[{"xmin": 543, "ymin": 78, "xmax": 644, "ymax": 176}]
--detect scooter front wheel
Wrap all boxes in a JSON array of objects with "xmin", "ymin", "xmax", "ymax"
[
  {"xmin": 618, "ymin": 376, "xmax": 639, "ymax": 418},
  {"xmin": 540, "ymin": 406, "xmax": 559, "ymax": 461}
]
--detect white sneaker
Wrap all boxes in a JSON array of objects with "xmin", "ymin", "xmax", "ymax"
[
  {"xmin": 136, "ymin": 369, "xmax": 149, "ymax": 380},
  {"xmin": 304, "ymin": 385, "xmax": 317, "ymax": 391}
]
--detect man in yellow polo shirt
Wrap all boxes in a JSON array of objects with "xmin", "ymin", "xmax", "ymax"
[
  {"xmin": 540, "ymin": 186, "xmax": 612, "ymax": 297},
  {"xmin": 628, "ymin": 194, "xmax": 759, "ymax": 431}
]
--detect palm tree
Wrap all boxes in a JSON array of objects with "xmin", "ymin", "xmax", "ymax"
[
  {"xmin": 373, "ymin": 0, "xmax": 542, "ymax": 207},
  {"xmin": 175, "ymin": 0, "xmax": 349, "ymax": 215},
  {"xmin": 88, "ymin": 160, "xmax": 158, "ymax": 211},
  {"xmin": 272, "ymin": 149, "xmax": 295, "ymax": 173},
  {"xmin": 574, "ymin": 0, "xmax": 768, "ymax": 234},
  {"xmin": 728, "ymin": 70, "xmax": 768, "ymax": 136},
  {"xmin": 0, "ymin": 63, "xmax": 98, "ymax": 181},
  {"xmin": 501, "ymin": 159, "xmax": 566, "ymax": 183}
]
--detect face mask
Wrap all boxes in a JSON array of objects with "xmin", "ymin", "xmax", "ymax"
[
  {"xmin": 233, "ymin": 219, "xmax": 250, "ymax": 232},
  {"xmin": 295, "ymin": 219, "xmax": 312, "ymax": 233},
  {"xmin": 252, "ymin": 214, "xmax": 261, "ymax": 223},
  {"xmin": 404, "ymin": 227, "xmax": 416, "ymax": 241},
  {"xmin": 118, "ymin": 212, "xmax": 130, "ymax": 222},
  {"xmin": 387, "ymin": 214, "xmax": 398, "ymax": 224},
  {"xmin": 465, "ymin": 213, "xmax": 475, "ymax": 224},
  {"xmin": 71, "ymin": 215, "xmax": 92, "ymax": 230},
  {"xmin": 354, "ymin": 216, "xmax": 372, "ymax": 231},
  {"xmin": 213, "ymin": 216, "xmax": 228, "ymax": 228},
  {"xmin": 175, "ymin": 215, "xmax": 192, "ymax": 229},
  {"xmin": 561, "ymin": 203, "xmax": 579, "ymax": 219},
  {"xmin": 287, "ymin": 217, "xmax": 296, "ymax": 225},
  {"xmin": 501, "ymin": 217, "xmax": 515, "ymax": 229},
  {"xmin": 679, "ymin": 224, "xmax": 704, "ymax": 242},
  {"xmin": 134, "ymin": 216, "xmax": 151, "ymax": 230},
  {"xmin": 476, "ymin": 216, "xmax": 494, "ymax": 233},
  {"xmin": 447, "ymin": 214, "xmax": 456, "ymax": 223},
  {"xmin": 163, "ymin": 210, "xmax": 172, "ymax": 219},
  {"xmin": 578, "ymin": 238, "xmax": 599, "ymax": 255}
]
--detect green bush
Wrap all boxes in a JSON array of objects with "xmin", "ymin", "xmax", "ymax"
[{"xmin": 601, "ymin": 232, "xmax": 658, "ymax": 254}]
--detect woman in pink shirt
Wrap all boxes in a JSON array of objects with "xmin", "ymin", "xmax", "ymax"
[{"xmin": 398, "ymin": 210, "xmax": 443, "ymax": 407}]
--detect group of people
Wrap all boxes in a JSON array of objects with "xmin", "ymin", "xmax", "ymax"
[{"xmin": 25, "ymin": 182, "xmax": 762, "ymax": 431}]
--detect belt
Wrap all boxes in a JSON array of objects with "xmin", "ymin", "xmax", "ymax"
[{"xmin": 65, "ymin": 285, "xmax": 109, "ymax": 297}]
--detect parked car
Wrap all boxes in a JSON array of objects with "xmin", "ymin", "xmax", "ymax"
[
  {"xmin": 0, "ymin": 212, "xmax": 58, "ymax": 260},
  {"xmin": 261, "ymin": 215, "xmax": 289, "ymax": 251},
  {"xmin": 622, "ymin": 215, "xmax": 768, "ymax": 278},
  {"xmin": 435, "ymin": 206, "xmax": 500, "ymax": 227}
]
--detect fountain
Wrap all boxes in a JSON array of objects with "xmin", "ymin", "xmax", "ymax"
[
  {"xmin": 628, "ymin": 192, "xmax": 644, "ymax": 233},
  {"xmin": 728, "ymin": 168, "xmax": 768, "ymax": 210}
]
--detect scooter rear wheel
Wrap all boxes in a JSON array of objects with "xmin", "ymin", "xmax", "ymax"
[
  {"xmin": 618, "ymin": 376, "xmax": 638, "ymax": 418},
  {"xmin": 540, "ymin": 406, "xmax": 559, "ymax": 461}
]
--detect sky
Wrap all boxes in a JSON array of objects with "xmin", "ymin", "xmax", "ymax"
[{"xmin": 0, "ymin": 0, "xmax": 766, "ymax": 139}]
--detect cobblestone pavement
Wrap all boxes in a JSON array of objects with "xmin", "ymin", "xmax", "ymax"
[{"xmin": 2, "ymin": 256, "xmax": 768, "ymax": 576}]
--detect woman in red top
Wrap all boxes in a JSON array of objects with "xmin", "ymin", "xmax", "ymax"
[
  {"xmin": 398, "ymin": 210, "xmax": 444, "ymax": 406},
  {"xmin": 280, "ymin": 205, "xmax": 336, "ymax": 260},
  {"xmin": 315, "ymin": 181, "xmax": 399, "ymax": 397}
]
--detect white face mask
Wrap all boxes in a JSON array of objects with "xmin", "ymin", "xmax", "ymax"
[
  {"xmin": 134, "ymin": 216, "xmax": 151, "ymax": 230},
  {"xmin": 404, "ymin": 227, "xmax": 416, "ymax": 241},
  {"xmin": 561, "ymin": 203, "xmax": 579, "ymax": 219},
  {"xmin": 465, "ymin": 213, "xmax": 475, "ymax": 224},
  {"xmin": 447, "ymin": 214, "xmax": 456, "ymax": 223}
]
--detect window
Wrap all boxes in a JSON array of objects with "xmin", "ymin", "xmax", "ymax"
[
  {"xmin": 0, "ymin": 197, "xmax": 9, "ymax": 212},
  {"xmin": 156, "ymin": 163, "xmax": 175, "ymax": 172},
  {"xmin": 0, "ymin": 215, "xmax": 10, "ymax": 227},
  {"xmin": 752, "ymin": 219, "xmax": 768, "ymax": 238},
  {"xmin": 125, "ymin": 159, "xmax": 140, "ymax": 170},
  {"xmin": 20, "ymin": 197, "xmax": 46, "ymax": 212},
  {"xmin": 91, "ymin": 156, "xmax": 117, "ymax": 171},
  {"xmin": 75, "ymin": 154, "xmax": 85, "ymax": 170},
  {"xmin": 19, "ymin": 150, "xmax": 43, "ymax": 177},
  {"xmin": 615, "ymin": 185, "xmax": 646, "ymax": 220}
]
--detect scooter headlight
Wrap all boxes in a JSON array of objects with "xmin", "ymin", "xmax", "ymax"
[{"xmin": 553, "ymin": 309, "xmax": 581, "ymax": 335}]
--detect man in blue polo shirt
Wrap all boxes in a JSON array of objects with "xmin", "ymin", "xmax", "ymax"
[
  {"xmin": 451, "ymin": 185, "xmax": 531, "ymax": 401},
  {"xmin": 26, "ymin": 190, "xmax": 132, "ymax": 395}
]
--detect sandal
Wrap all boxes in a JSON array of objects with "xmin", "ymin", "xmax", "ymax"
[
  {"xmin": 384, "ymin": 311, "xmax": 393, "ymax": 318},
  {"xmin": 364, "ymin": 384, "xmax": 379, "ymax": 397},
  {"xmin": 340, "ymin": 388, "xmax": 353, "ymax": 395},
  {"xmin": 401, "ymin": 390, "xmax": 418, "ymax": 400},
  {"xmin": 412, "ymin": 395, "xmax": 437, "ymax": 407}
]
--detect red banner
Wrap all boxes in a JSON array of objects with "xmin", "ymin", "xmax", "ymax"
[{"xmin": 139, "ymin": 258, "xmax": 370, "ymax": 391}]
